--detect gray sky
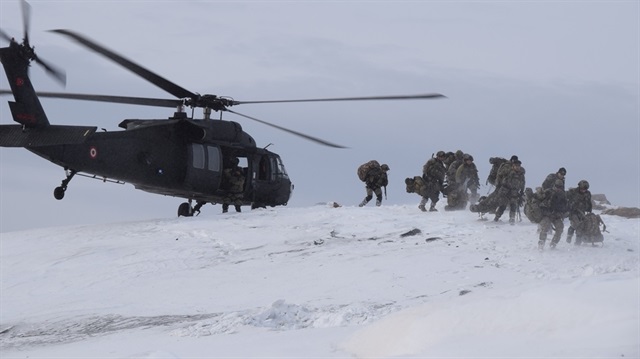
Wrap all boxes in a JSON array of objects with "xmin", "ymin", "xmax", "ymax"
[{"xmin": 1, "ymin": 0, "xmax": 638, "ymax": 232}]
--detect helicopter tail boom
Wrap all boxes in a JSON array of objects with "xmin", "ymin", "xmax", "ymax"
[{"xmin": 0, "ymin": 124, "xmax": 96, "ymax": 147}]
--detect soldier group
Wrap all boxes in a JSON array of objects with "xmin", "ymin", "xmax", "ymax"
[{"xmin": 358, "ymin": 152, "xmax": 599, "ymax": 251}]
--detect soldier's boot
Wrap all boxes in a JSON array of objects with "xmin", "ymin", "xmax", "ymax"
[
  {"xmin": 235, "ymin": 205, "xmax": 242, "ymax": 213},
  {"xmin": 375, "ymin": 197, "xmax": 382, "ymax": 207},
  {"xmin": 509, "ymin": 217, "xmax": 515, "ymax": 225},
  {"xmin": 429, "ymin": 203, "xmax": 438, "ymax": 212},
  {"xmin": 538, "ymin": 240, "xmax": 545, "ymax": 251},
  {"xmin": 566, "ymin": 227, "xmax": 574, "ymax": 243},
  {"xmin": 418, "ymin": 198, "xmax": 428, "ymax": 212},
  {"xmin": 493, "ymin": 215, "xmax": 500, "ymax": 222},
  {"xmin": 359, "ymin": 198, "xmax": 369, "ymax": 207},
  {"xmin": 222, "ymin": 203, "xmax": 229, "ymax": 213}
]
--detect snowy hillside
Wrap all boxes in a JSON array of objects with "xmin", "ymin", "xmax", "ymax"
[{"xmin": 1, "ymin": 205, "xmax": 638, "ymax": 358}]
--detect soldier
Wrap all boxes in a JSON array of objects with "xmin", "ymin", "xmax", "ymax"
[
  {"xmin": 493, "ymin": 159, "xmax": 526, "ymax": 224},
  {"xmin": 443, "ymin": 151, "xmax": 457, "ymax": 171},
  {"xmin": 358, "ymin": 162, "xmax": 389, "ymax": 207},
  {"xmin": 444, "ymin": 150, "xmax": 466, "ymax": 210},
  {"xmin": 222, "ymin": 157, "xmax": 245, "ymax": 213},
  {"xmin": 542, "ymin": 167, "xmax": 566, "ymax": 190},
  {"xmin": 536, "ymin": 179, "xmax": 568, "ymax": 250},
  {"xmin": 455, "ymin": 153, "xmax": 480, "ymax": 204},
  {"xmin": 446, "ymin": 150, "xmax": 464, "ymax": 184},
  {"xmin": 420, "ymin": 151, "xmax": 447, "ymax": 211},
  {"xmin": 566, "ymin": 180, "xmax": 592, "ymax": 244},
  {"xmin": 404, "ymin": 176, "xmax": 439, "ymax": 212},
  {"xmin": 494, "ymin": 155, "xmax": 519, "ymax": 187}
]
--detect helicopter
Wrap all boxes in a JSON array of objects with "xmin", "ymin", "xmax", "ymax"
[{"xmin": 0, "ymin": 1, "xmax": 445, "ymax": 217}]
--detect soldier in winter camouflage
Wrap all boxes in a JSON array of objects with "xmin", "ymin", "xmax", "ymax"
[
  {"xmin": 493, "ymin": 159, "xmax": 526, "ymax": 224},
  {"xmin": 542, "ymin": 167, "xmax": 566, "ymax": 190},
  {"xmin": 566, "ymin": 180, "xmax": 593, "ymax": 244},
  {"xmin": 358, "ymin": 163, "xmax": 390, "ymax": 207},
  {"xmin": 536, "ymin": 179, "xmax": 568, "ymax": 250},
  {"xmin": 420, "ymin": 151, "xmax": 447, "ymax": 211}
]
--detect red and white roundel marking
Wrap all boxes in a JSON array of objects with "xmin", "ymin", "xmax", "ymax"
[{"xmin": 89, "ymin": 147, "xmax": 98, "ymax": 159}]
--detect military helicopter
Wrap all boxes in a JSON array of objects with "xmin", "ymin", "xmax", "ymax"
[{"xmin": 0, "ymin": 1, "xmax": 445, "ymax": 216}]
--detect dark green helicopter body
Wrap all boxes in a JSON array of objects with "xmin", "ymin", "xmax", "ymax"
[{"xmin": 0, "ymin": 1, "xmax": 443, "ymax": 217}]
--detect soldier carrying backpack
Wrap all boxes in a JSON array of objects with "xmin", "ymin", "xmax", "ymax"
[{"xmin": 357, "ymin": 160, "xmax": 390, "ymax": 207}]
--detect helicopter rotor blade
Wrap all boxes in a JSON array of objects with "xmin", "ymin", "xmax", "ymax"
[
  {"xmin": 0, "ymin": 89, "xmax": 180, "ymax": 108},
  {"xmin": 21, "ymin": 0, "xmax": 31, "ymax": 45},
  {"xmin": 32, "ymin": 55, "xmax": 67, "ymax": 86},
  {"xmin": 50, "ymin": 29, "xmax": 197, "ymax": 100},
  {"xmin": 0, "ymin": 29, "xmax": 12, "ymax": 43},
  {"xmin": 226, "ymin": 109, "xmax": 347, "ymax": 149},
  {"xmin": 233, "ymin": 93, "xmax": 446, "ymax": 106}
]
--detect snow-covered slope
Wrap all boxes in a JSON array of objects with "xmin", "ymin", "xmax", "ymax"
[{"xmin": 1, "ymin": 205, "xmax": 638, "ymax": 358}]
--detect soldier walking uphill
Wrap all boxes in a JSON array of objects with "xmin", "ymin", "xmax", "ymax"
[
  {"xmin": 535, "ymin": 179, "xmax": 568, "ymax": 250},
  {"xmin": 542, "ymin": 167, "xmax": 567, "ymax": 190},
  {"xmin": 357, "ymin": 161, "xmax": 390, "ymax": 207},
  {"xmin": 419, "ymin": 151, "xmax": 447, "ymax": 212},
  {"xmin": 566, "ymin": 180, "xmax": 592, "ymax": 244},
  {"xmin": 493, "ymin": 159, "xmax": 526, "ymax": 224}
]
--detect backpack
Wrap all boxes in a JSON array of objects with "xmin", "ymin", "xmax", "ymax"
[
  {"xmin": 486, "ymin": 157, "xmax": 507, "ymax": 186},
  {"xmin": 523, "ymin": 187, "xmax": 543, "ymax": 223},
  {"xmin": 576, "ymin": 213, "xmax": 606, "ymax": 244},
  {"xmin": 405, "ymin": 176, "xmax": 428, "ymax": 197},
  {"xmin": 357, "ymin": 160, "xmax": 381, "ymax": 182}
]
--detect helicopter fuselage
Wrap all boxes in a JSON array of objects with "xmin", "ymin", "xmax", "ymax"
[{"xmin": 28, "ymin": 118, "xmax": 292, "ymax": 206}]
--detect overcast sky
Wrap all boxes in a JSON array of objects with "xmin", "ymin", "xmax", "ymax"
[{"xmin": 1, "ymin": 0, "xmax": 638, "ymax": 232}]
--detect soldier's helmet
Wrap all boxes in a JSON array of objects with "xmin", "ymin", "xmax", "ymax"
[
  {"xmin": 558, "ymin": 167, "xmax": 567, "ymax": 176},
  {"xmin": 436, "ymin": 151, "xmax": 446, "ymax": 158},
  {"xmin": 510, "ymin": 155, "xmax": 519, "ymax": 162},
  {"xmin": 578, "ymin": 180, "xmax": 590, "ymax": 190},
  {"xmin": 381, "ymin": 164, "xmax": 390, "ymax": 171},
  {"xmin": 463, "ymin": 153, "xmax": 473, "ymax": 162},
  {"xmin": 554, "ymin": 179, "xmax": 564, "ymax": 188},
  {"xmin": 455, "ymin": 150, "xmax": 464, "ymax": 159}
]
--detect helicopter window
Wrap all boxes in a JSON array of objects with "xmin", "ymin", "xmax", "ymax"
[
  {"xmin": 275, "ymin": 157, "xmax": 289, "ymax": 179},
  {"xmin": 191, "ymin": 144, "xmax": 205, "ymax": 169},
  {"xmin": 206, "ymin": 146, "xmax": 221, "ymax": 172}
]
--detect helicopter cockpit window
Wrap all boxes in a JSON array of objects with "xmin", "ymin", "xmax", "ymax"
[
  {"xmin": 275, "ymin": 156, "xmax": 289, "ymax": 179},
  {"xmin": 191, "ymin": 144, "xmax": 205, "ymax": 170}
]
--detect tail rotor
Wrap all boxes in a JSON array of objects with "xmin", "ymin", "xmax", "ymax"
[{"xmin": 0, "ymin": 0, "xmax": 66, "ymax": 86}]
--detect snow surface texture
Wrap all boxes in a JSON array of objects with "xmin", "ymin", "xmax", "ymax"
[{"xmin": 1, "ymin": 205, "xmax": 638, "ymax": 358}]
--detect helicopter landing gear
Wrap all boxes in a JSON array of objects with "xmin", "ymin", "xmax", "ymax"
[
  {"xmin": 54, "ymin": 169, "xmax": 77, "ymax": 200},
  {"xmin": 178, "ymin": 200, "xmax": 207, "ymax": 217}
]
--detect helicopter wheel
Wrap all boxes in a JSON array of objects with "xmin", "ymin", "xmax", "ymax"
[
  {"xmin": 54, "ymin": 186, "xmax": 66, "ymax": 200},
  {"xmin": 178, "ymin": 202, "xmax": 193, "ymax": 217}
]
